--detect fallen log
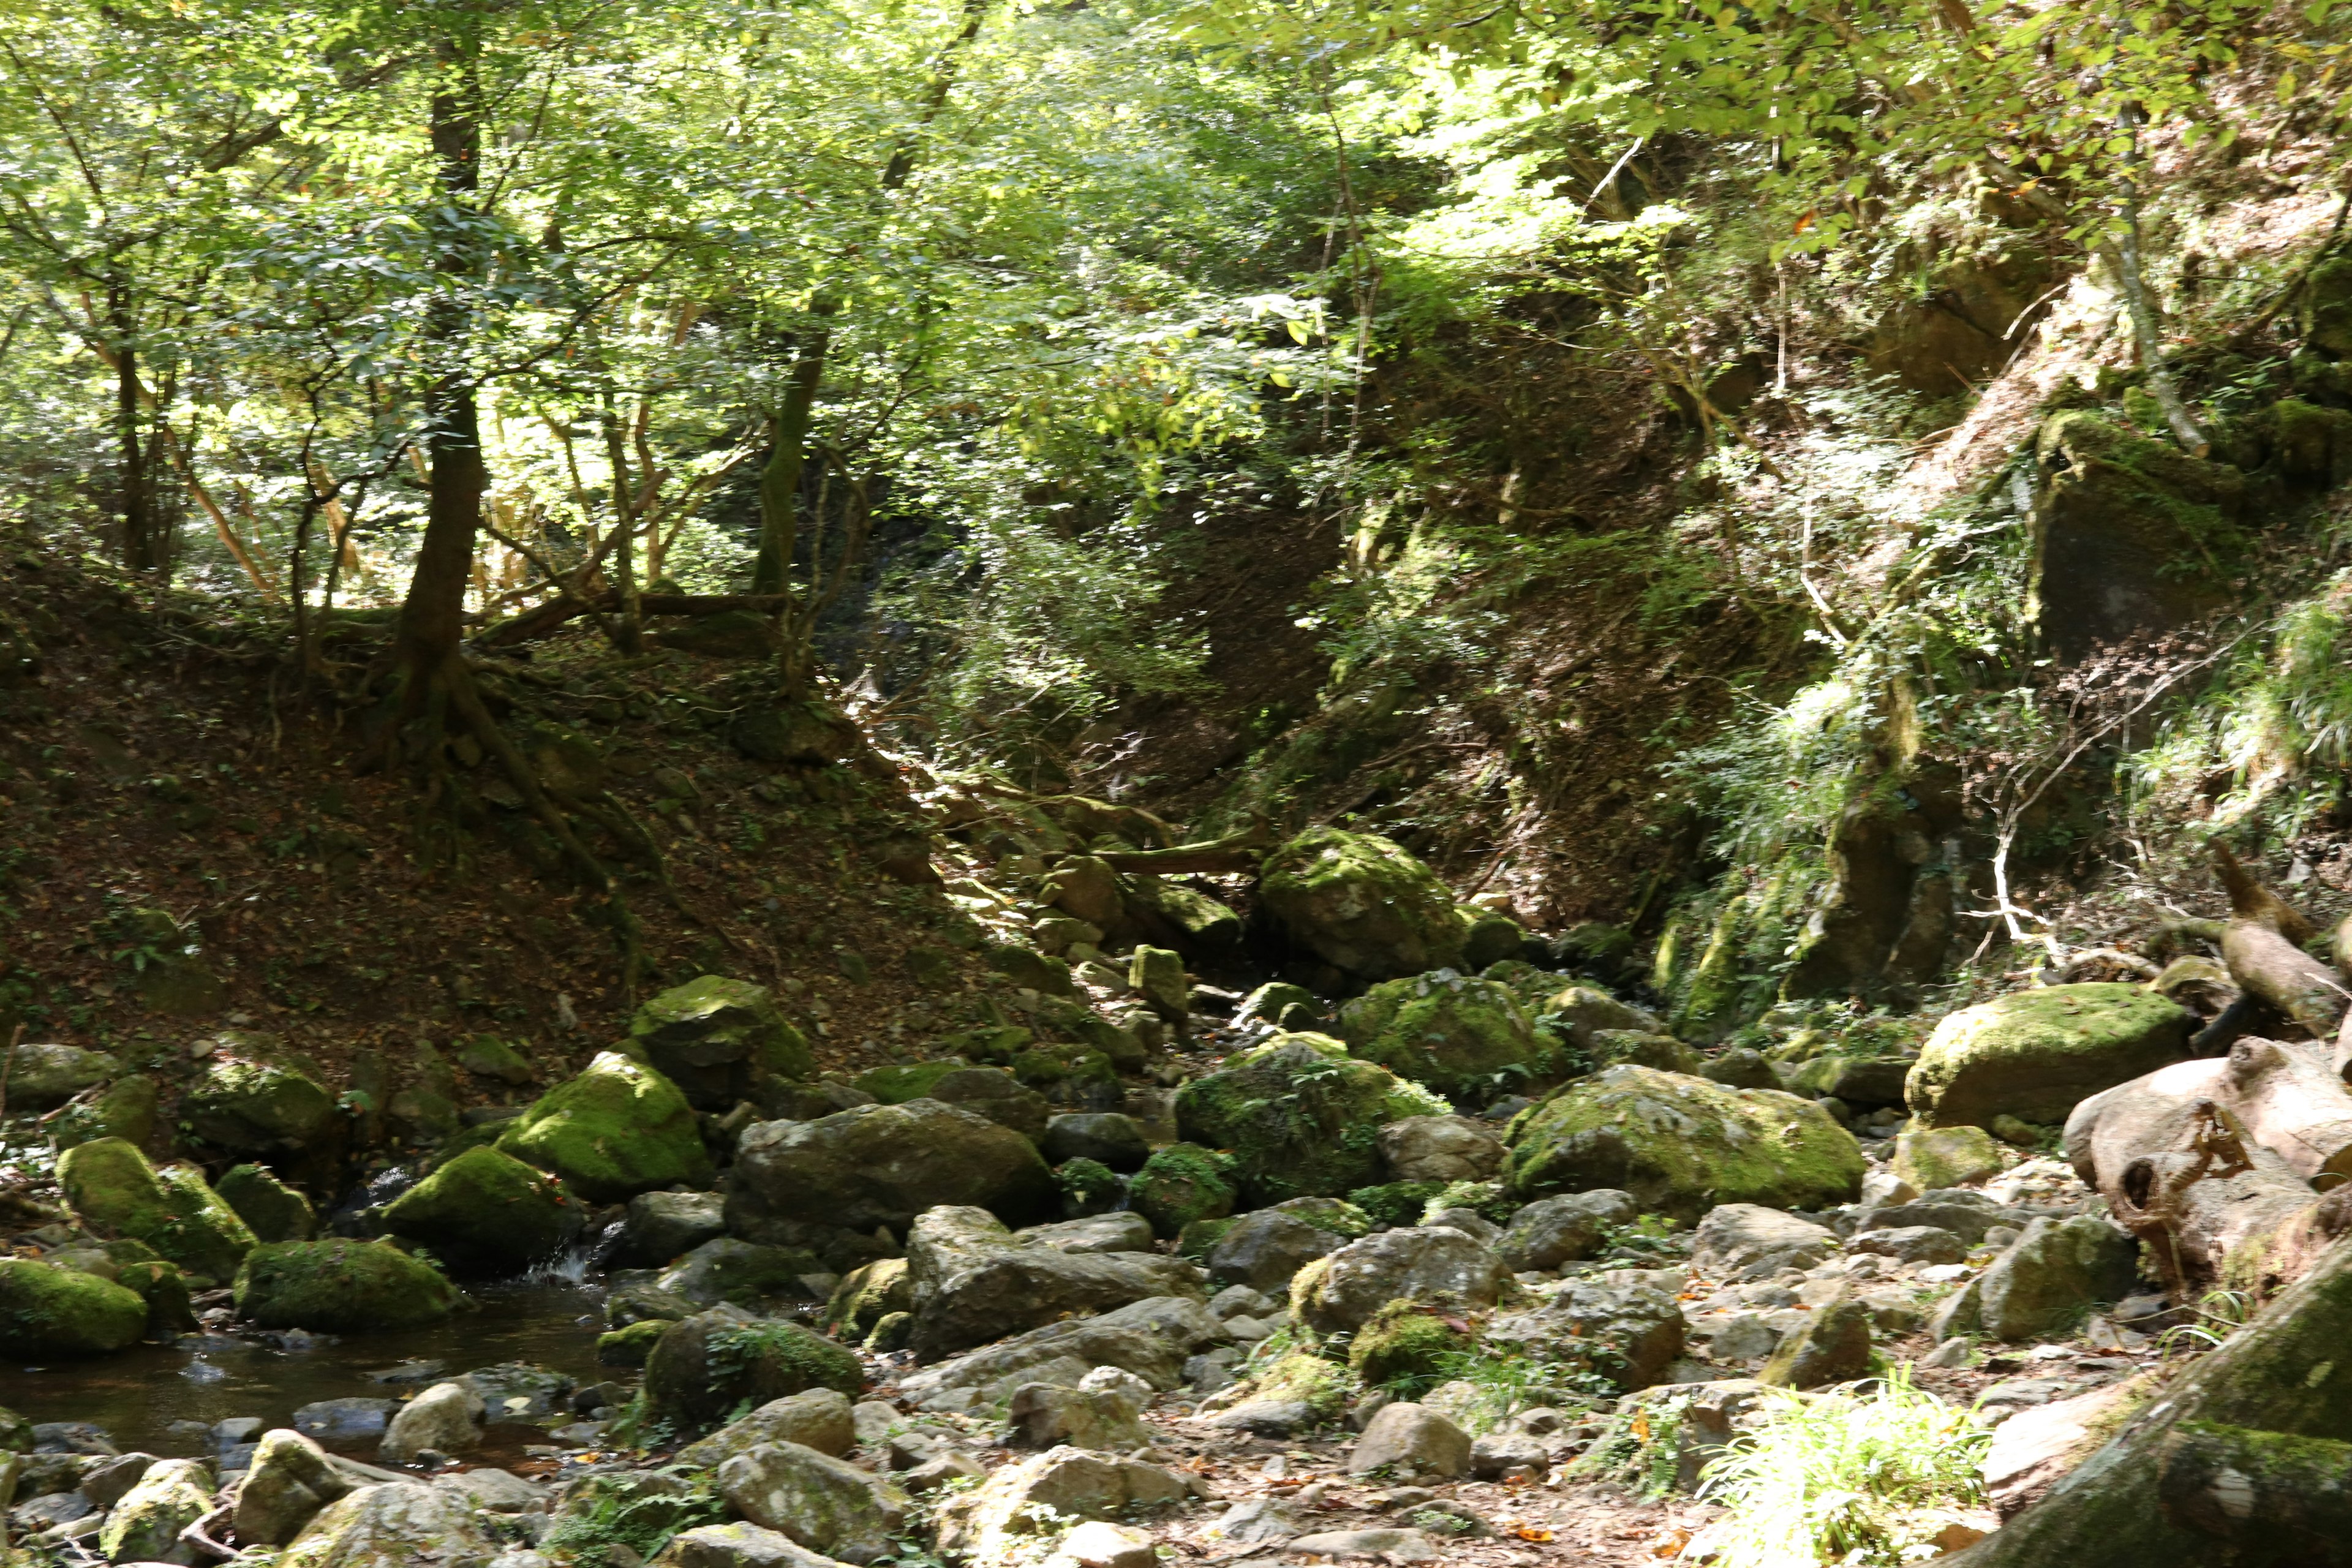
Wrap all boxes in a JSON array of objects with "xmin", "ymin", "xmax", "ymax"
[
  {"xmin": 1093, "ymin": 831, "xmax": 1268, "ymax": 875},
  {"xmin": 1943, "ymin": 1187, "xmax": 2352, "ymax": 1568},
  {"xmin": 2220, "ymin": 918, "xmax": 2345, "ymax": 1038},
  {"xmin": 475, "ymin": 592, "xmax": 788, "ymax": 649},
  {"xmin": 2215, "ymin": 842, "xmax": 2316, "ymax": 945}
]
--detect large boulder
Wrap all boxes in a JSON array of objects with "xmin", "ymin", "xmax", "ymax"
[
  {"xmin": 677, "ymin": 1389, "xmax": 856, "ymax": 1468},
  {"xmin": 630, "ymin": 976, "xmax": 813, "ymax": 1110},
  {"xmin": 1347, "ymin": 1403, "xmax": 1470, "ymax": 1480},
  {"xmin": 715, "ymin": 1441, "xmax": 910, "ymax": 1564},
  {"xmin": 1260, "ymin": 827, "xmax": 1466, "ymax": 982},
  {"xmin": 922, "ymin": 1067, "xmax": 1052, "ymax": 1143},
  {"xmin": 1295, "ymin": 1227, "xmax": 1509, "ymax": 1334},
  {"xmin": 382, "ymin": 1145, "xmax": 585, "ymax": 1276},
  {"xmin": 182, "ymin": 1057, "xmax": 336, "ymax": 1153},
  {"xmin": 1505, "ymin": 1066, "xmax": 1864, "ymax": 1222},
  {"xmin": 6, "ymin": 1044, "xmax": 119, "ymax": 1112},
  {"xmin": 497, "ymin": 1051, "xmax": 714, "ymax": 1203},
  {"xmin": 0, "ymin": 1257, "xmax": 148, "ymax": 1356},
  {"xmin": 1487, "ymin": 1277, "xmax": 1687, "ymax": 1390},
  {"xmin": 57, "ymin": 1137, "xmax": 255, "ymax": 1280},
  {"xmin": 1378, "ymin": 1115, "xmax": 1506, "ymax": 1184},
  {"xmin": 1961, "ymin": 1216, "xmax": 2139, "ymax": 1343},
  {"xmin": 1690, "ymin": 1204, "xmax": 1842, "ymax": 1280},
  {"xmin": 98, "ymin": 1456, "xmax": 214, "ymax": 1561},
  {"xmin": 1495, "ymin": 1194, "xmax": 1619, "ymax": 1273},
  {"xmin": 935, "ymin": 1446, "xmax": 1195, "ymax": 1562},
  {"xmin": 1338, "ymin": 974, "xmax": 1548, "ymax": 1099},
  {"xmin": 895, "ymin": 1296, "xmax": 1226, "ymax": 1406},
  {"xmin": 278, "ymin": 1481, "xmax": 497, "ymax": 1568},
  {"xmin": 379, "ymin": 1381, "xmax": 484, "ymax": 1463},
  {"xmin": 217, "ymin": 1164, "xmax": 317, "ymax": 1243},
  {"xmin": 1128, "ymin": 1144, "xmax": 1236, "ymax": 1238},
  {"xmin": 1175, "ymin": 1035, "xmax": 1450, "ymax": 1207},
  {"xmin": 47, "ymin": 1072, "xmax": 158, "ymax": 1153},
  {"xmin": 1539, "ymin": 986, "xmax": 1663, "ymax": 1052},
  {"xmin": 233, "ymin": 1240, "xmax": 459, "ymax": 1331},
  {"xmin": 907, "ymin": 1207, "xmax": 1204, "ymax": 1362},
  {"xmin": 617, "ymin": 1189, "xmax": 729, "ymax": 1267},
  {"xmin": 236, "ymin": 1428, "xmax": 354, "ymax": 1545},
  {"xmin": 1760, "ymin": 1288, "xmax": 1876, "ymax": 1389},
  {"xmin": 658, "ymin": 1237, "xmax": 826, "ymax": 1309},
  {"xmin": 1907, "ymin": 984, "xmax": 2194, "ymax": 1128},
  {"xmin": 1207, "ymin": 1198, "xmax": 1372, "ymax": 1294},
  {"xmin": 644, "ymin": 1310, "xmax": 864, "ymax": 1435},
  {"xmin": 729, "ymin": 1101, "xmax": 1054, "ymax": 1238}
]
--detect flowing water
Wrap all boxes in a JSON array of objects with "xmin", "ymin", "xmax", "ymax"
[{"xmin": 0, "ymin": 1277, "xmax": 613, "ymax": 1464}]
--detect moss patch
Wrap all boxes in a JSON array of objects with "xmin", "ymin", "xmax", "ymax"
[
  {"xmin": 58, "ymin": 1138, "xmax": 256, "ymax": 1280},
  {"xmin": 383, "ymin": 1144, "xmax": 581, "ymax": 1276},
  {"xmin": 1131, "ymin": 1143, "xmax": 1237, "ymax": 1237},
  {"xmin": 498, "ymin": 1051, "xmax": 714, "ymax": 1203},
  {"xmin": 1348, "ymin": 1300, "xmax": 1471, "ymax": 1393},
  {"xmin": 1251, "ymin": 1351, "xmax": 1350, "ymax": 1420},
  {"xmin": 854, "ymin": 1059, "xmax": 970, "ymax": 1104},
  {"xmin": 0, "ymin": 1258, "xmax": 149, "ymax": 1357},
  {"xmin": 1261, "ymin": 826, "xmax": 1466, "ymax": 981},
  {"xmin": 1176, "ymin": 1036, "xmax": 1450, "ymax": 1206},
  {"xmin": 1908, "ymin": 983, "xmax": 2195, "ymax": 1128},
  {"xmin": 1340, "ymin": 974, "xmax": 1550, "ymax": 1101},
  {"xmin": 233, "ymin": 1239, "xmax": 460, "ymax": 1330}
]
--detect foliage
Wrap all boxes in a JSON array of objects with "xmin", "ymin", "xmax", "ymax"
[{"xmin": 1698, "ymin": 1368, "xmax": 1992, "ymax": 1568}]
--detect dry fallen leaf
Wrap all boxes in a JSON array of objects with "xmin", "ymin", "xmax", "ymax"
[
  {"xmin": 1649, "ymin": 1525, "xmax": 1693, "ymax": 1556},
  {"xmin": 1515, "ymin": 1526, "xmax": 1555, "ymax": 1542}
]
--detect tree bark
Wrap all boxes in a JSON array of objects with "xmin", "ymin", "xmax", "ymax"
[{"xmin": 110, "ymin": 285, "xmax": 159, "ymax": 575}]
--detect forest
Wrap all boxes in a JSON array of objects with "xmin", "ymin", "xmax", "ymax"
[{"xmin": 1, "ymin": 0, "xmax": 2350, "ymax": 1562}]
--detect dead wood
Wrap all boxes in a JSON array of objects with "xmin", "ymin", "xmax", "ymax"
[
  {"xmin": 2219, "ymin": 920, "xmax": 2345, "ymax": 1038},
  {"xmin": 2214, "ymin": 842, "xmax": 2315, "ymax": 943}
]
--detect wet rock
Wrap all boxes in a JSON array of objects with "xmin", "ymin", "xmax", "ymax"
[
  {"xmin": 1487, "ymin": 1278, "xmax": 1686, "ymax": 1390},
  {"xmin": 217, "ymin": 1164, "xmax": 317, "ymax": 1243},
  {"xmin": 380, "ymin": 1382, "xmax": 485, "ymax": 1464},
  {"xmin": 678, "ymin": 1390, "xmax": 858, "ymax": 1468},
  {"xmin": 278, "ymin": 1480, "xmax": 498, "ymax": 1568},
  {"xmin": 0, "ymin": 1258, "xmax": 148, "ymax": 1357},
  {"xmin": 1506, "ymin": 1066, "xmax": 1863, "ymax": 1221},
  {"xmin": 237, "ymin": 1428, "xmax": 354, "ymax": 1545},
  {"xmin": 1907, "ymin": 984, "xmax": 2194, "ymax": 1129},
  {"xmin": 617, "ymin": 1191, "xmax": 728, "ymax": 1267},
  {"xmin": 58, "ymin": 1138, "xmax": 256, "ymax": 1280},
  {"xmin": 1042, "ymin": 1114, "xmax": 1150, "ymax": 1173},
  {"xmin": 1296, "ymin": 1226, "xmax": 1509, "ymax": 1334},
  {"xmin": 658, "ymin": 1238, "xmax": 826, "ymax": 1310},
  {"xmin": 630, "ymin": 976, "xmax": 813, "ymax": 1111},
  {"xmin": 907, "ymin": 1205, "xmax": 1204, "ymax": 1361},
  {"xmin": 1760, "ymin": 1289, "xmax": 1875, "ymax": 1389},
  {"xmin": 1378, "ymin": 1115, "xmax": 1506, "ymax": 1185},
  {"xmin": 383, "ymin": 1145, "xmax": 584, "ymax": 1277},
  {"xmin": 235, "ymin": 1240, "xmax": 459, "ymax": 1332},
  {"xmin": 1691, "ymin": 1205, "xmax": 1841, "ymax": 1280},
  {"xmin": 715, "ymin": 1441, "xmax": 910, "ymax": 1565},
  {"xmin": 1348, "ymin": 1403, "xmax": 1469, "ymax": 1479},
  {"xmin": 1260, "ymin": 827, "xmax": 1466, "ymax": 982},
  {"xmin": 1175, "ymin": 1036, "xmax": 1447, "ymax": 1206},
  {"xmin": 183, "ymin": 1057, "xmax": 335, "ymax": 1154},
  {"xmin": 730, "ymin": 1102, "xmax": 1053, "ymax": 1238},
  {"xmin": 935, "ymin": 1446, "xmax": 1195, "ymax": 1561},
  {"xmin": 497, "ymin": 1052, "xmax": 714, "ymax": 1204},
  {"xmin": 643, "ymin": 1310, "xmax": 864, "ymax": 1435}
]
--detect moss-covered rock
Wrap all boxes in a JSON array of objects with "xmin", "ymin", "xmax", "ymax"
[
  {"xmin": 1261, "ymin": 827, "xmax": 1466, "ymax": 982},
  {"xmin": 824, "ymin": 1257, "xmax": 912, "ymax": 1340},
  {"xmin": 854, "ymin": 1059, "xmax": 971, "ymax": 1104},
  {"xmin": 1892, "ymin": 1125, "xmax": 2005, "ymax": 1189},
  {"xmin": 1236, "ymin": 982, "xmax": 1324, "ymax": 1031},
  {"xmin": 99, "ymin": 1457, "xmax": 215, "ymax": 1561},
  {"xmin": 1348, "ymin": 1180, "xmax": 1449, "ymax": 1229},
  {"xmin": 115, "ymin": 1256, "xmax": 199, "ymax": 1336},
  {"xmin": 47, "ymin": 1072, "xmax": 157, "ymax": 1153},
  {"xmin": 455, "ymin": 1033, "xmax": 537, "ymax": 1086},
  {"xmin": 233, "ymin": 1239, "xmax": 459, "ymax": 1331},
  {"xmin": 1250, "ymin": 1352, "xmax": 1349, "ymax": 1420},
  {"xmin": 598, "ymin": 1317, "xmax": 669, "ymax": 1367},
  {"xmin": 1178, "ymin": 1216, "xmax": 1240, "ymax": 1261},
  {"xmin": 58, "ymin": 1137, "xmax": 255, "ymax": 1279},
  {"xmin": 1129, "ymin": 1144, "xmax": 1236, "ymax": 1238},
  {"xmin": 1460, "ymin": 911, "xmax": 1525, "ymax": 971},
  {"xmin": 183, "ymin": 1057, "xmax": 336, "ymax": 1153},
  {"xmin": 629, "ymin": 975, "xmax": 813, "ymax": 1109},
  {"xmin": 643, "ymin": 1311, "xmax": 865, "ymax": 1435},
  {"xmin": 1054, "ymin": 1157, "xmax": 1124, "ymax": 1218},
  {"xmin": 729, "ymin": 1098, "xmax": 1055, "ymax": 1234},
  {"xmin": 6, "ymin": 1044, "xmax": 119, "ymax": 1111},
  {"xmin": 1175, "ymin": 1035, "xmax": 1450, "ymax": 1207},
  {"xmin": 1125, "ymin": 877, "xmax": 1244, "ymax": 955},
  {"xmin": 0, "ymin": 1257, "xmax": 149, "ymax": 1356},
  {"xmin": 1585, "ymin": 1029, "xmax": 1703, "ymax": 1074},
  {"xmin": 1009, "ymin": 1041, "xmax": 1117, "ymax": 1095},
  {"xmin": 986, "ymin": 944, "xmax": 1077, "ymax": 998},
  {"xmin": 0, "ymin": 1403, "xmax": 31, "ymax": 1450},
  {"xmin": 1506, "ymin": 1065, "xmax": 1864, "ymax": 1221},
  {"xmin": 498, "ymin": 1051, "xmax": 714, "ymax": 1204},
  {"xmin": 1907, "ymin": 983, "xmax": 2195, "ymax": 1128},
  {"xmin": 383, "ymin": 1144, "xmax": 584, "ymax": 1276},
  {"xmin": 1339, "ymin": 974, "xmax": 1549, "ymax": 1100},
  {"xmin": 1349, "ymin": 1300, "xmax": 1472, "ymax": 1391},
  {"xmin": 216, "ymin": 1163, "xmax": 317, "ymax": 1243}
]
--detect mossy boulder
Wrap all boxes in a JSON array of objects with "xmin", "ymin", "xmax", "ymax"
[
  {"xmin": 48, "ymin": 1073, "xmax": 157, "ymax": 1153},
  {"xmin": 644, "ymin": 1311, "xmax": 865, "ymax": 1434},
  {"xmin": 1349, "ymin": 1300, "xmax": 1472, "ymax": 1391},
  {"xmin": 1506, "ymin": 1065, "xmax": 1864, "ymax": 1222},
  {"xmin": 0, "ymin": 1257, "xmax": 149, "ymax": 1356},
  {"xmin": 1261, "ymin": 827, "xmax": 1466, "ymax": 982},
  {"xmin": 115, "ymin": 1256, "xmax": 200, "ymax": 1336},
  {"xmin": 233, "ymin": 1239, "xmax": 459, "ymax": 1331},
  {"xmin": 58, "ymin": 1138, "xmax": 256, "ymax": 1279},
  {"xmin": 729, "ymin": 1099, "xmax": 1055, "ymax": 1234},
  {"xmin": 498, "ymin": 1051, "xmax": 714, "ymax": 1203},
  {"xmin": 1339, "ymin": 974, "xmax": 1548, "ymax": 1100},
  {"xmin": 1893, "ymin": 1125, "xmax": 2005, "ymax": 1189},
  {"xmin": 183, "ymin": 1057, "xmax": 336, "ymax": 1153},
  {"xmin": 986, "ymin": 944, "xmax": 1077, "ymax": 998},
  {"xmin": 6, "ymin": 1044, "xmax": 119, "ymax": 1111},
  {"xmin": 1907, "ymin": 983, "xmax": 2195, "ymax": 1128},
  {"xmin": 1251, "ymin": 1352, "xmax": 1349, "ymax": 1420},
  {"xmin": 1175, "ymin": 1035, "xmax": 1451, "ymax": 1207},
  {"xmin": 854, "ymin": 1060, "xmax": 970, "ymax": 1104},
  {"xmin": 824, "ymin": 1257, "xmax": 912, "ymax": 1340},
  {"xmin": 383, "ymin": 1144, "xmax": 585, "ymax": 1276},
  {"xmin": 1236, "ymin": 982, "xmax": 1324, "ymax": 1031},
  {"xmin": 1125, "ymin": 877, "xmax": 1243, "ymax": 955},
  {"xmin": 455, "ymin": 1033, "xmax": 536, "ymax": 1086},
  {"xmin": 1461, "ymin": 910, "xmax": 1526, "ymax": 971},
  {"xmin": 1129, "ymin": 1144, "xmax": 1237, "ymax": 1238},
  {"xmin": 216, "ymin": 1164, "xmax": 317, "ymax": 1243},
  {"xmin": 1588, "ymin": 1029, "xmax": 1703, "ymax": 1074},
  {"xmin": 629, "ymin": 976, "xmax": 813, "ymax": 1109},
  {"xmin": 598, "ymin": 1317, "xmax": 669, "ymax": 1367},
  {"xmin": 1348, "ymin": 1180, "xmax": 1449, "ymax": 1229}
]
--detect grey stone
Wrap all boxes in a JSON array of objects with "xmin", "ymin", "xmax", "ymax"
[
  {"xmin": 923, "ymin": 1069, "xmax": 1052, "ymax": 1144},
  {"xmin": 715, "ymin": 1441, "xmax": 911, "ymax": 1566},
  {"xmin": 1487, "ymin": 1279, "xmax": 1686, "ymax": 1391},
  {"xmin": 1006, "ymin": 1382, "xmax": 1148, "ymax": 1451},
  {"xmin": 1207, "ymin": 1284, "xmax": 1278, "ymax": 1319},
  {"xmin": 1347, "ymin": 1403, "xmax": 1470, "ymax": 1479},
  {"xmin": 1847, "ymin": 1225, "xmax": 1967, "ymax": 1265},
  {"xmin": 1201, "ymin": 1399, "xmax": 1316, "ymax": 1437},
  {"xmin": 1041, "ymin": 1115, "xmax": 1151, "ymax": 1173},
  {"xmin": 1496, "ymin": 1196, "xmax": 1606, "ymax": 1272},
  {"xmin": 1378, "ymin": 1117, "xmax": 1505, "ymax": 1184},
  {"xmin": 1761, "ymin": 1289, "xmax": 1875, "ymax": 1389},
  {"xmin": 293, "ymin": 1398, "xmax": 399, "ymax": 1446},
  {"xmin": 1046, "ymin": 1520, "xmax": 1159, "ymax": 1568},
  {"xmin": 678, "ymin": 1390, "xmax": 858, "ymax": 1468},
  {"xmin": 1210, "ymin": 1494, "xmax": 1302, "ymax": 1545},
  {"xmin": 1297, "ymin": 1227, "xmax": 1509, "ymax": 1334},
  {"xmin": 729, "ymin": 1101, "xmax": 1054, "ymax": 1237},
  {"xmin": 279, "ymin": 1479, "xmax": 498, "ymax": 1567},
  {"xmin": 907, "ymin": 1206, "xmax": 1203, "ymax": 1362},
  {"xmin": 935, "ymin": 1446, "xmax": 1196, "ymax": 1562},
  {"xmin": 1288, "ymin": 1528, "xmax": 1441, "ymax": 1561},
  {"xmin": 1423, "ymin": 1208, "xmax": 1501, "ymax": 1246},
  {"xmin": 1975, "ymin": 1216, "xmax": 2138, "ymax": 1341},
  {"xmin": 1692, "ymin": 1204, "xmax": 1841, "ymax": 1280},
  {"xmin": 236, "ymin": 1430, "xmax": 355, "ymax": 1545},
  {"xmin": 80, "ymin": 1451, "xmax": 154, "ymax": 1507},
  {"xmin": 1014, "ymin": 1212, "xmax": 1155, "ymax": 1256},
  {"xmin": 379, "ymin": 1382, "xmax": 485, "ymax": 1464},
  {"xmin": 1205, "ymin": 1207, "xmax": 1349, "ymax": 1294},
  {"xmin": 97, "ymin": 1457, "xmax": 213, "ymax": 1563},
  {"xmin": 654, "ymin": 1521, "xmax": 856, "ymax": 1568},
  {"xmin": 619, "ymin": 1191, "xmax": 728, "ymax": 1267},
  {"xmin": 1471, "ymin": 1431, "xmax": 1550, "ymax": 1479},
  {"xmin": 896, "ymin": 1295, "xmax": 1226, "ymax": 1404}
]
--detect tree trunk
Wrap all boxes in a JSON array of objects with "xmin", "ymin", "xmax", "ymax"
[
  {"xmin": 110, "ymin": 287, "xmax": 158, "ymax": 575},
  {"xmin": 391, "ymin": 38, "xmax": 484, "ymax": 691}
]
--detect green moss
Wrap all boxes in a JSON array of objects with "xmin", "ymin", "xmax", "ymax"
[
  {"xmin": 1908, "ymin": 983, "xmax": 2195, "ymax": 1128},
  {"xmin": 1176, "ymin": 1036, "xmax": 1452, "ymax": 1206},
  {"xmin": 48, "ymin": 1074, "xmax": 157, "ymax": 1154},
  {"xmin": 182, "ymin": 1058, "xmax": 334, "ymax": 1153},
  {"xmin": 1338, "ymin": 975, "xmax": 1550, "ymax": 1101},
  {"xmin": 58, "ymin": 1139, "xmax": 255, "ymax": 1280},
  {"xmin": 1011, "ymin": 1041, "xmax": 1117, "ymax": 1092},
  {"xmin": 0, "ymin": 1403, "xmax": 32, "ymax": 1452},
  {"xmin": 1349, "ymin": 1301, "xmax": 1472, "ymax": 1393},
  {"xmin": 1260, "ymin": 826, "xmax": 1466, "ymax": 981},
  {"xmin": 114, "ymin": 1258, "xmax": 198, "ymax": 1337},
  {"xmin": 631, "ymin": 974, "xmax": 813, "ymax": 1082},
  {"xmin": 987, "ymin": 944, "xmax": 1077, "ymax": 997},
  {"xmin": 233, "ymin": 1239, "xmax": 459, "ymax": 1330},
  {"xmin": 497, "ymin": 1051, "xmax": 714, "ymax": 1203},
  {"xmin": 1132, "ymin": 1144, "xmax": 1237, "ymax": 1237},
  {"xmin": 1177, "ymin": 1216, "xmax": 1240, "ymax": 1261},
  {"xmin": 1251, "ymin": 1351, "xmax": 1350, "ymax": 1420},
  {"xmin": 824, "ymin": 1257, "xmax": 911, "ymax": 1338},
  {"xmin": 1422, "ymin": 1180, "xmax": 1517, "ymax": 1225},
  {"xmin": 383, "ymin": 1144, "xmax": 580, "ymax": 1276},
  {"xmin": 215, "ymin": 1164, "xmax": 315, "ymax": 1243},
  {"xmin": 1055, "ymin": 1157, "xmax": 1123, "ymax": 1217},
  {"xmin": 1281, "ymin": 1196, "xmax": 1376, "ymax": 1237},
  {"xmin": 540, "ymin": 1471, "xmax": 728, "ymax": 1563},
  {"xmin": 1507, "ymin": 1065, "xmax": 1864, "ymax": 1221},
  {"xmin": 1588, "ymin": 1030, "xmax": 1703, "ymax": 1074},
  {"xmin": 598, "ymin": 1318, "xmax": 669, "ymax": 1368},
  {"xmin": 0, "ymin": 1258, "xmax": 149, "ymax": 1357},
  {"xmin": 854, "ymin": 1059, "xmax": 970, "ymax": 1104},
  {"xmin": 1348, "ymin": 1180, "xmax": 1448, "ymax": 1229}
]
